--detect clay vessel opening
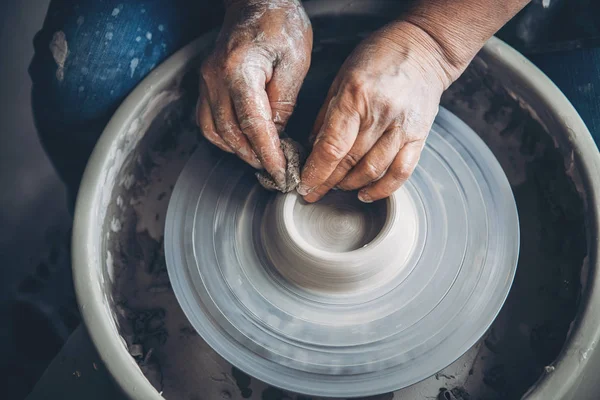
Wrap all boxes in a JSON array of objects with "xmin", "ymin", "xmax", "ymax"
[{"xmin": 292, "ymin": 190, "xmax": 389, "ymax": 253}]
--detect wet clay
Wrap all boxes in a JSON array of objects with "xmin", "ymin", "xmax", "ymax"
[
  {"xmin": 163, "ymin": 102, "xmax": 518, "ymax": 396},
  {"xmin": 256, "ymin": 138, "xmax": 306, "ymax": 193}
]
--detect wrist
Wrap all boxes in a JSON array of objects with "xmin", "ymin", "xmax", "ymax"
[
  {"xmin": 399, "ymin": 0, "xmax": 530, "ymax": 85},
  {"xmin": 402, "ymin": 10, "xmax": 486, "ymax": 78},
  {"xmin": 375, "ymin": 21, "xmax": 463, "ymax": 90}
]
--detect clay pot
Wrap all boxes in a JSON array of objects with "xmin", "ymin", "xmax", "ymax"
[{"xmin": 72, "ymin": 1, "xmax": 600, "ymax": 399}]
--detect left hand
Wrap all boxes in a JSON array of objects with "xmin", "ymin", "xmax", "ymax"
[
  {"xmin": 197, "ymin": 0, "xmax": 312, "ymax": 189},
  {"xmin": 298, "ymin": 22, "xmax": 457, "ymax": 203}
]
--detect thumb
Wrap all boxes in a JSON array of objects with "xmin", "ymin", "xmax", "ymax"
[{"xmin": 229, "ymin": 70, "xmax": 287, "ymax": 188}]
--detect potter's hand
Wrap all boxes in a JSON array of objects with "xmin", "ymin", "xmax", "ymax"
[
  {"xmin": 299, "ymin": 0, "xmax": 530, "ymax": 203},
  {"xmin": 197, "ymin": 0, "xmax": 312, "ymax": 189},
  {"xmin": 298, "ymin": 24, "xmax": 449, "ymax": 203}
]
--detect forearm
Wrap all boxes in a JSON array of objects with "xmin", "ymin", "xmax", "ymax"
[{"xmin": 390, "ymin": 0, "xmax": 531, "ymax": 84}]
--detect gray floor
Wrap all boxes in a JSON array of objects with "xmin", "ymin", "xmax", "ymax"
[{"xmin": 0, "ymin": 1, "xmax": 75, "ymax": 398}]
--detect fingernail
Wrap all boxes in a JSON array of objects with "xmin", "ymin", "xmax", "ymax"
[
  {"xmin": 297, "ymin": 183, "xmax": 312, "ymax": 196},
  {"xmin": 358, "ymin": 190, "xmax": 372, "ymax": 203}
]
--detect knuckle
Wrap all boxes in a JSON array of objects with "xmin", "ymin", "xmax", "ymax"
[
  {"xmin": 270, "ymin": 101, "xmax": 295, "ymax": 115},
  {"xmin": 363, "ymin": 159, "xmax": 384, "ymax": 180},
  {"xmin": 217, "ymin": 50, "xmax": 248, "ymax": 78},
  {"xmin": 319, "ymin": 136, "xmax": 349, "ymax": 162},
  {"xmin": 377, "ymin": 104, "xmax": 396, "ymax": 123},
  {"xmin": 239, "ymin": 116, "xmax": 271, "ymax": 136},
  {"xmin": 272, "ymin": 109, "xmax": 292, "ymax": 132},
  {"xmin": 390, "ymin": 162, "xmax": 414, "ymax": 182},
  {"xmin": 387, "ymin": 125, "xmax": 408, "ymax": 148},
  {"xmin": 342, "ymin": 72, "xmax": 370, "ymax": 103},
  {"xmin": 383, "ymin": 129, "xmax": 404, "ymax": 150},
  {"xmin": 344, "ymin": 72, "xmax": 367, "ymax": 93},
  {"xmin": 339, "ymin": 152, "xmax": 361, "ymax": 171}
]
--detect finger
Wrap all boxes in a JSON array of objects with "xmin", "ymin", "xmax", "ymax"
[
  {"xmin": 230, "ymin": 77, "xmax": 287, "ymax": 188},
  {"xmin": 208, "ymin": 87, "xmax": 262, "ymax": 169},
  {"xmin": 358, "ymin": 140, "xmax": 423, "ymax": 203},
  {"xmin": 308, "ymin": 82, "xmax": 339, "ymax": 145},
  {"xmin": 196, "ymin": 81, "xmax": 234, "ymax": 153},
  {"xmin": 269, "ymin": 100, "xmax": 295, "ymax": 135},
  {"xmin": 338, "ymin": 126, "xmax": 404, "ymax": 191},
  {"xmin": 266, "ymin": 67, "xmax": 304, "ymax": 134},
  {"xmin": 303, "ymin": 127, "xmax": 383, "ymax": 203},
  {"xmin": 298, "ymin": 97, "xmax": 361, "ymax": 198}
]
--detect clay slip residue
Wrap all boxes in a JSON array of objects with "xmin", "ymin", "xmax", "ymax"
[{"xmin": 50, "ymin": 31, "xmax": 69, "ymax": 81}]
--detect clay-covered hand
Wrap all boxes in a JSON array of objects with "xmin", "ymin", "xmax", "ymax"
[
  {"xmin": 197, "ymin": 0, "xmax": 312, "ymax": 189},
  {"xmin": 298, "ymin": 22, "xmax": 458, "ymax": 203}
]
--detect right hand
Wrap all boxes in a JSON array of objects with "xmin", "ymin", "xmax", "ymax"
[
  {"xmin": 299, "ymin": 22, "xmax": 453, "ymax": 203},
  {"xmin": 197, "ymin": 0, "xmax": 313, "ymax": 189}
]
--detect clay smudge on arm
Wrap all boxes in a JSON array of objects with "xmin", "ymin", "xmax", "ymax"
[{"xmin": 50, "ymin": 31, "xmax": 69, "ymax": 81}]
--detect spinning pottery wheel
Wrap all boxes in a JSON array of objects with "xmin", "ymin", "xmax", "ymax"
[{"xmin": 164, "ymin": 107, "xmax": 519, "ymax": 397}]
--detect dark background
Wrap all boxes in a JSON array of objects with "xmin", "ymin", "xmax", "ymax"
[{"xmin": 0, "ymin": 1, "xmax": 73, "ymax": 397}]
